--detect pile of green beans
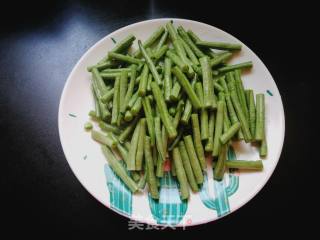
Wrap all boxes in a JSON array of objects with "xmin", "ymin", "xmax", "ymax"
[{"xmin": 85, "ymin": 22, "xmax": 267, "ymax": 199}]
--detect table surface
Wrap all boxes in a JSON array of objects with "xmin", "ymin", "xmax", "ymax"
[{"xmin": 0, "ymin": 0, "xmax": 315, "ymax": 235}]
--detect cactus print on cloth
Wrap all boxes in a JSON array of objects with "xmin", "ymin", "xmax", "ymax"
[
  {"xmin": 148, "ymin": 172, "xmax": 188, "ymax": 225},
  {"xmin": 199, "ymin": 146, "xmax": 239, "ymax": 217},
  {"xmin": 104, "ymin": 164, "xmax": 132, "ymax": 217}
]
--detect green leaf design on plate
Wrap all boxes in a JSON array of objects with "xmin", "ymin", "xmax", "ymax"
[
  {"xmin": 148, "ymin": 172, "xmax": 188, "ymax": 225},
  {"xmin": 199, "ymin": 146, "xmax": 239, "ymax": 217},
  {"xmin": 104, "ymin": 163, "xmax": 132, "ymax": 217}
]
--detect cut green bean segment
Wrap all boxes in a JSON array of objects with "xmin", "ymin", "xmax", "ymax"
[
  {"xmin": 214, "ymin": 144, "xmax": 227, "ymax": 181},
  {"xmin": 92, "ymin": 68, "xmax": 109, "ymax": 97},
  {"xmin": 231, "ymin": 90, "xmax": 252, "ymax": 142},
  {"xmin": 210, "ymin": 52, "xmax": 233, "ymax": 67},
  {"xmin": 87, "ymin": 60, "xmax": 117, "ymax": 72},
  {"xmin": 102, "ymin": 146, "xmax": 138, "ymax": 193},
  {"xmin": 214, "ymin": 82, "xmax": 224, "ymax": 93},
  {"xmin": 170, "ymin": 81, "xmax": 181, "ymax": 101},
  {"xmin": 111, "ymin": 77, "xmax": 120, "ymax": 125},
  {"xmin": 153, "ymin": 45, "xmax": 168, "ymax": 60},
  {"xmin": 173, "ymin": 100, "xmax": 184, "ymax": 128},
  {"xmin": 101, "ymin": 68, "xmax": 131, "ymax": 73},
  {"xmin": 166, "ymin": 21, "xmax": 178, "ymax": 41},
  {"xmin": 164, "ymin": 57, "xmax": 172, "ymax": 102},
  {"xmin": 135, "ymin": 118, "xmax": 146, "ymax": 170},
  {"xmin": 200, "ymin": 56, "xmax": 214, "ymax": 109},
  {"xmin": 219, "ymin": 76, "xmax": 229, "ymax": 92},
  {"xmin": 220, "ymin": 122, "xmax": 241, "ymax": 144},
  {"xmin": 173, "ymin": 39, "xmax": 194, "ymax": 78},
  {"xmin": 226, "ymin": 160, "xmax": 263, "ymax": 170},
  {"xmin": 156, "ymin": 153, "xmax": 164, "ymax": 178},
  {"xmin": 144, "ymin": 136, "xmax": 159, "ymax": 199},
  {"xmin": 142, "ymin": 97, "xmax": 155, "ymax": 146},
  {"xmin": 101, "ymin": 89, "xmax": 115, "ymax": 104},
  {"xmin": 108, "ymin": 52, "xmax": 144, "ymax": 65},
  {"xmin": 255, "ymin": 94, "xmax": 265, "ymax": 141},
  {"xmin": 131, "ymin": 171, "xmax": 141, "ymax": 182},
  {"xmin": 127, "ymin": 120, "xmax": 141, "ymax": 170},
  {"xmin": 124, "ymin": 110, "xmax": 133, "ymax": 122},
  {"xmin": 181, "ymin": 99, "xmax": 192, "ymax": 125},
  {"xmin": 118, "ymin": 116, "xmax": 139, "ymax": 143},
  {"xmin": 151, "ymin": 82, "xmax": 177, "ymax": 139},
  {"xmin": 196, "ymin": 40, "xmax": 241, "ymax": 51},
  {"xmin": 146, "ymin": 73, "xmax": 152, "ymax": 93},
  {"xmin": 116, "ymin": 143, "xmax": 129, "ymax": 164},
  {"xmin": 166, "ymin": 50, "xmax": 188, "ymax": 72},
  {"xmin": 191, "ymin": 114, "xmax": 206, "ymax": 170},
  {"xmin": 212, "ymin": 101, "xmax": 224, "ymax": 157},
  {"xmin": 178, "ymin": 35, "xmax": 199, "ymax": 65},
  {"xmin": 168, "ymin": 128, "xmax": 184, "ymax": 151},
  {"xmin": 118, "ymin": 71, "xmax": 128, "ymax": 125},
  {"xmin": 99, "ymin": 121, "xmax": 121, "ymax": 134},
  {"xmin": 134, "ymin": 26, "xmax": 165, "ymax": 58},
  {"xmin": 205, "ymin": 111, "xmax": 215, "ymax": 152},
  {"xmin": 179, "ymin": 27, "xmax": 205, "ymax": 58},
  {"xmin": 171, "ymin": 158, "xmax": 177, "ymax": 176},
  {"xmin": 260, "ymin": 135, "xmax": 268, "ymax": 157},
  {"xmin": 91, "ymin": 130, "xmax": 117, "ymax": 148},
  {"xmin": 218, "ymin": 61, "xmax": 253, "ymax": 73},
  {"xmin": 247, "ymin": 89, "xmax": 256, "ymax": 137},
  {"xmin": 178, "ymin": 141, "xmax": 199, "ymax": 192},
  {"xmin": 154, "ymin": 117, "xmax": 165, "ymax": 162},
  {"xmin": 127, "ymin": 92, "xmax": 139, "ymax": 109},
  {"xmin": 172, "ymin": 147, "xmax": 190, "ymax": 200},
  {"xmin": 138, "ymin": 64, "xmax": 149, "ymax": 96},
  {"xmin": 138, "ymin": 40, "xmax": 162, "ymax": 86},
  {"xmin": 183, "ymin": 135, "xmax": 204, "ymax": 184},
  {"xmin": 123, "ymin": 65, "xmax": 137, "ymax": 110},
  {"xmin": 172, "ymin": 66, "xmax": 202, "ymax": 109},
  {"xmin": 84, "ymin": 122, "xmax": 93, "ymax": 130},
  {"xmin": 234, "ymin": 70, "xmax": 249, "ymax": 120},
  {"xmin": 155, "ymin": 30, "xmax": 168, "ymax": 53},
  {"xmin": 107, "ymin": 34, "xmax": 136, "ymax": 58},
  {"xmin": 130, "ymin": 97, "xmax": 142, "ymax": 116}
]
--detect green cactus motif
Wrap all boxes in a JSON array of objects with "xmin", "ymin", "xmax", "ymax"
[
  {"xmin": 104, "ymin": 164, "xmax": 132, "ymax": 217},
  {"xmin": 148, "ymin": 172, "xmax": 188, "ymax": 225},
  {"xmin": 199, "ymin": 146, "xmax": 239, "ymax": 217}
]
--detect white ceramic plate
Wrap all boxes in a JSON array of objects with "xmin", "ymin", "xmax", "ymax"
[{"xmin": 58, "ymin": 18, "xmax": 285, "ymax": 227}]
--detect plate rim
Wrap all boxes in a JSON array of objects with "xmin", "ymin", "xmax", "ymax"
[{"xmin": 58, "ymin": 18, "xmax": 285, "ymax": 227}]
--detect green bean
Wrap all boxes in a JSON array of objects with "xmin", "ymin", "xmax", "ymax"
[
  {"xmin": 178, "ymin": 27, "xmax": 205, "ymax": 58},
  {"xmin": 212, "ymin": 101, "xmax": 224, "ymax": 157},
  {"xmin": 118, "ymin": 116, "xmax": 139, "ymax": 143},
  {"xmin": 111, "ymin": 77, "xmax": 120, "ymax": 125},
  {"xmin": 166, "ymin": 50, "xmax": 188, "ymax": 72},
  {"xmin": 164, "ymin": 57, "xmax": 172, "ymax": 102},
  {"xmin": 84, "ymin": 122, "xmax": 93, "ymax": 130},
  {"xmin": 219, "ymin": 92, "xmax": 231, "ymax": 132},
  {"xmin": 219, "ymin": 76, "xmax": 229, "ymax": 92},
  {"xmin": 183, "ymin": 135, "xmax": 204, "ymax": 184},
  {"xmin": 171, "ymin": 158, "xmax": 177, "ymax": 176},
  {"xmin": 134, "ymin": 26, "xmax": 165, "ymax": 58},
  {"xmin": 220, "ymin": 122, "xmax": 241, "ymax": 144},
  {"xmin": 154, "ymin": 117, "xmax": 165, "ymax": 162},
  {"xmin": 146, "ymin": 47, "xmax": 153, "ymax": 58},
  {"xmin": 205, "ymin": 111, "xmax": 215, "ymax": 152},
  {"xmin": 135, "ymin": 118, "xmax": 146, "ymax": 170},
  {"xmin": 226, "ymin": 160, "xmax": 263, "ymax": 170},
  {"xmin": 169, "ymin": 106, "xmax": 176, "ymax": 116},
  {"xmin": 166, "ymin": 21, "xmax": 178, "ymax": 41},
  {"xmin": 127, "ymin": 120, "xmax": 141, "ymax": 170},
  {"xmin": 180, "ymin": 99, "xmax": 192, "ymax": 125},
  {"xmin": 172, "ymin": 147, "xmax": 190, "ymax": 200},
  {"xmin": 99, "ymin": 121, "xmax": 121, "ymax": 134},
  {"xmin": 245, "ymin": 89, "xmax": 250, "ymax": 108},
  {"xmin": 214, "ymin": 82, "xmax": 224, "ymax": 93},
  {"xmin": 92, "ymin": 68, "xmax": 109, "ymax": 97},
  {"xmin": 107, "ymin": 34, "xmax": 136, "ymax": 57},
  {"xmin": 124, "ymin": 110, "xmax": 133, "ymax": 122},
  {"xmin": 178, "ymin": 35, "xmax": 199, "ymax": 65},
  {"xmin": 127, "ymin": 91, "xmax": 139, "ymax": 109},
  {"xmin": 196, "ymin": 40, "xmax": 241, "ymax": 51},
  {"xmin": 91, "ymin": 130, "xmax": 117, "ymax": 148},
  {"xmin": 101, "ymin": 68, "xmax": 131, "ymax": 74},
  {"xmin": 156, "ymin": 153, "xmax": 164, "ymax": 178},
  {"xmin": 200, "ymin": 56, "xmax": 214, "ymax": 109},
  {"xmin": 123, "ymin": 65, "xmax": 137, "ymax": 111},
  {"xmin": 173, "ymin": 100, "xmax": 184, "ymax": 128},
  {"xmin": 234, "ymin": 70, "xmax": 249, "ymax": 120},
  {"xmin": 87, "ymin": 60, "xmax": 117, "ymax": 72},
  {"xmin": 172, "ymin": 66, "xmax": 202, "ymax": 109},
  {"xmin": 255, "ymin": 94, "xmax": 265, "ymax": 141},
  {"xmin": 155, "ymin": 29, "xmax": 168, "ymax": 53},
  {"xmin": 99, "ymin": 72, "xmax": 122, "ymax": 80},
  {"xmin": 138, "ymin": 171, "xmax": 147, "ymax": 190},
  {"xmin": 218, "ymin": 61, "xmax": 253, "ymax": 73},
  {"xmin": 138, "ymin": 64, "xmax": 149, "ymax": 96},
  {"xmin": 173, "ymin": 39, "xmax": 195, "ymax": 78},
  {"xmin": 108, "ymin": 52, "xmax": 144, "ymax": 65},
  {"xmin": 260, "ymin": 135, "xmax": 268, "ymax": 157},
  {"xmin": 191, "ymin": 114, "xmax": 206, "ymax": 170},
  {"xmin": 102, "ymin": 145, "xmax": 138, "ymax": 193},
  {"xmin": 178, "ymin": 141, "xmax": 199, "ymax": 192},
  {"xmin": 162, "ymin": 125, "xmax": 168, "ymax": 157},
  {"xmin": 168, "ymin": 128, "xmax": 184, "ymax": 151},
  {"xmin": 142, "ymin": 97, "xmax": 155, "ymax": 146},
  {"xmin": 116, "ymin": 143, "xmax": 129, "ymax": 164},
  {"xmin": 144, "ymin": 136, "xmax": 159, "ymax": 199},
  {"xmin": 170, "ymin": 81, "xmax": 181, "ymax": 101},
  {"xmin": 117, "ymin": 71, "xmax": 128, "ymax": 125},
  {"xmin": 138, "ymin": 40, "xmax": 162, "ymax": 86},
  {"xmin": 210, "ymin": 52, "xmax": 233, "ymax": 68},
  {"xmin": 247, "ymin": 89, "xmax": 256, "ymax": 137},
  {"xmin": 230, "ymin": 90, "xmax": 252, "ymax": 142},
  {"xmin": 213, "ymin": 144, "xmax": 227, "ymax": 181},
  {"xmin": 101, "ymin": 89, "xmax": 114, "ymax": 104},
  {"xmin": 130, "ymin": 97, "xmax": 142, "ymax": 116},
  {"xmin": 146, "ymin": 73, "xmax": 152, "ymax": 93},
  {"xmin": 91, "ymin": 85, "xmax": 101, "ymax": 119},
  {"xmin": 150, "ymin": 82, "xmax": 177, "ymax": 139},
  {"xmin": 153, "ymin": 45, "xmax": 168, "ymax": 60}
]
